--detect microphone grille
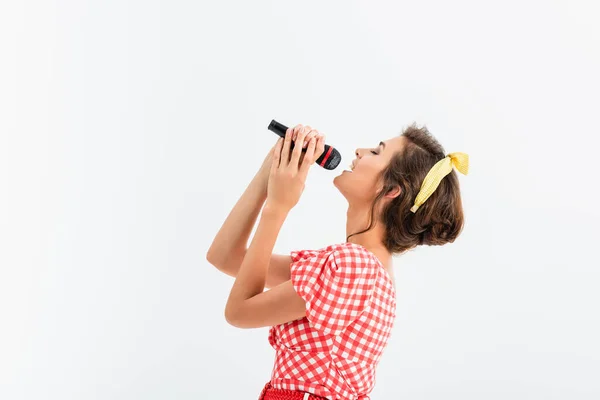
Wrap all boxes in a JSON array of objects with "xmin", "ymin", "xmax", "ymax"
[{"xmin": 323, "ymin": 147, "xmax": 342, "ymax": 170}]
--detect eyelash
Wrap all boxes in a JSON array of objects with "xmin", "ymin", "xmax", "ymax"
[{"xmin": 370, "ymin": 150, "xmax": 378, "ymax": 155}]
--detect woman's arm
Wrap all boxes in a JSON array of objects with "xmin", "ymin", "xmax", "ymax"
[
  {"xmin": 206, "ymin": 168, "xmax": 267, "ymax": 268},
  {"xmin": 218, "ymin": 253, "xmax": 292, "ymax": 289},
  {"xmin": 206, "ymin": 145, "xmax": 293, "ymax": 288},
  {"xmin": 224, "ymin": 205, "xmax": 306, "ymax": 327},
  {"xmin": 222, "ymin": 128, "xmax": 326, "ymax": 328},
  {"xmin": 206, "ymin": 143, "xmax": 273, "ymax": 268}
]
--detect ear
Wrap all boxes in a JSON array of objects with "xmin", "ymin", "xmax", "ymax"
[{"xmin": 384, "ymin": 185, "xmax": 402, "ymax": 199}]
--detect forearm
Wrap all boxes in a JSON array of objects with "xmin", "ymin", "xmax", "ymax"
[
  {"xmin": 225, "ymin": 205, "xmax": 288, "ymax": 318},
  {"xmin": 206, "ymin": 170, "xmax": 267, "ymax": 267}
]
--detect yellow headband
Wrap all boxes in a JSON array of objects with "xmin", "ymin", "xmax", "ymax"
[{"xmin": 410, "ymin": 152, "xmax": 469, "ymax": 213}]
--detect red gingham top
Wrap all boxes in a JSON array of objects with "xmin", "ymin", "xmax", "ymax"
[{"xmin": 268, "ymin": 242, "xmax": 397, "ymax": 400}]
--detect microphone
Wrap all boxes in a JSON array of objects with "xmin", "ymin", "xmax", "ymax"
[{"xmin": 267, "ymin": 119, "xmax": 342, "ymax": 170}]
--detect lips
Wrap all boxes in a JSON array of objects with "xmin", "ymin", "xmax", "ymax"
[{"xmin": 344, "ymin": 158, "xmax": 357, "ymax": 173}]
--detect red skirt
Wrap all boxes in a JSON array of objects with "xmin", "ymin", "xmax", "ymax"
[{"xmin": 258, "ymin": 382, "xmax": 328, "ymax": 400}]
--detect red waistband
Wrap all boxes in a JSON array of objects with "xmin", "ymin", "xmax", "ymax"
[{"xmin": 258, "ymin": 382, "xmax": 328, "ymax": 400}]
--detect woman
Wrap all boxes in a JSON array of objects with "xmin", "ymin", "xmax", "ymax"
[{"xmin": 206, "ymin": 123, "xmax": 469, "ymax": 399}]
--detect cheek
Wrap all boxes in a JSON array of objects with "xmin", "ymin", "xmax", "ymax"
[
  {"xmin": 361, "ymin": 162, "xmax": 382, "ymax": 178},
  {"xmin": 355, "ymin": 166, "xmax": 380, "ymax": 188}
]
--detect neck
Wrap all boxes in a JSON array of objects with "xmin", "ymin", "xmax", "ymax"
[
  {"xmin": 345, "ymin": 202, "xmax": 395, "ymax": 276},
  {"xmin": 345, "ymin": 203, "xmax": 386, "ymax": 251}
]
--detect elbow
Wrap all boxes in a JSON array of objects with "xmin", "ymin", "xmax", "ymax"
[
  {"xmin": 206, "ymin": 251, "xmax": 224, "ymax": 271},
  {"xmin": 206, "ymin": 250, "xmax": 217, "ymax": 265},
  {"xmin": 224, "ymin": 304, "xmax": 247, "ymax": 328},
  {"xmin": 224, "ymin": 308, "xmax": 237, "ymax": 327},
  {"xmin": 206, "ymin": 250, "xmax": 237, "ymax": 274},
  {"xmin": 224, "ymin": 308, "xmax": 239, "ymax": 327}
]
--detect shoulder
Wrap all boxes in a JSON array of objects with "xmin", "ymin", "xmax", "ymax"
[
  {"xmin": 288, "ymin": 243, "xmax": 382, "ymax": 336},
  {"xmin": 330, "ymin": 242, "xmax": 381, "ymax": 270},
  {"xmin": 333, "ymin": 243, "xmax": 396, "ymax": 295},
  {"xmin": 289, "ymin": 242, "xmax": 379, "ymax": 283},
  {"xmin": 290, "ymin": 242, "xmax": 382, "ymax": 279},
  {"xmin": 292, "ymin": 241, "xmax": 378, "ymax": 263}
]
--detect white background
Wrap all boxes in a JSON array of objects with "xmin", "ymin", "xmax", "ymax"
[{"xmin": 1, "ymin": 1, "xmax": 599, "ymax": 399}]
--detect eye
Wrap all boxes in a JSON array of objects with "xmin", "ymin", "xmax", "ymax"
[{"xmin": 370, "ymin": 150, "xmax": 378, "ymax": 155}]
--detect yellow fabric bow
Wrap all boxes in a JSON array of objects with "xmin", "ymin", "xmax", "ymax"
[{"xmin": 410, "ymin": 152, "xmax": 469, "ymax": 213}]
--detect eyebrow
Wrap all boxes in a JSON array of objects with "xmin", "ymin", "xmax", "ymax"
[{"xmin": 379, "ymin": 141, "xmax": 386, "ymax": 150}]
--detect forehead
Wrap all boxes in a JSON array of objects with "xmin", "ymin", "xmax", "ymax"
[{"xmin": 382, "ymin": 135, "xmax": 406, "ymax": 151}]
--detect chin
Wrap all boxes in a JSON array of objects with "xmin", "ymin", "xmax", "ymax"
[{"xmin": 332, "ymin": 174, "xmax": 349, "ymax": 198}]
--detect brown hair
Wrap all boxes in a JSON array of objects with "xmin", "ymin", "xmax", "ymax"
[{"xmin": 346, "ymin": 122, "xmax": 465, "ymax": 255}]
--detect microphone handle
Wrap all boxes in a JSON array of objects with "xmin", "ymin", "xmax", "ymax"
[{"xmin": 267, "ymin": 119, "xmax": 333, "ymax": 166}]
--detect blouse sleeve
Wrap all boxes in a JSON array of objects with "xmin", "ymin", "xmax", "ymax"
[{"xmin": 289, "ymin": 246, "xmax": 377, "ymax": 336}]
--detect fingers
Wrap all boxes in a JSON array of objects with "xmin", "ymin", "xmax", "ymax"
[
  {"xmin": 290, "ymin": 126, "xmax": 312, "ymax": 166},
  {"xmin": 272, "ymin": 137, "xmax": 283, "ymax": 172},
  {"xmin": 302, "ymin": 132, "xmax": 326, "ymax": 163},
  {"xmin": 288, "ymin": 124, "xmax": 326, "ymax": 170},
  {"xmin": 304, "ymin": 130, "xmax": 319, "ymax": 148},
  {"xmin": 291, "ymin": 124, "xmax": 304, "ymax": 142},
  {"xmin": 281, "ymin": 128, "xmax": 293, "ymax": 166},
  {"xmin": 299, "ymin": 135, "xmax": 318, "ymax": 179},
  {"xmin": 293, "ymin": 125, "xmax": 318, "ymax": 148},
  {"xmin": 316, "ymin": 133, "xmax": 325, "ymax": 159}
]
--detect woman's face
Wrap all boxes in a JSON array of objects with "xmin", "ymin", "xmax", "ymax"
[{"xmin": 333, "ymin": 135, "xmax": 406, "ymax": 205}]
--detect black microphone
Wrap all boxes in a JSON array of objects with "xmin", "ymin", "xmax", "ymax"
[{"xmin": 267, "ymin": 119, "xmax": 342, "ymax": 170}]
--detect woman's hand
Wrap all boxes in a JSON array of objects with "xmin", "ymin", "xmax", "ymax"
[
  {"xmin": 257, "ymin": 140, "xmax": 278, "ymax": 185},
  {"xmin": 266, "ymin": 125, "xmax": 325, "ymax": 213}
]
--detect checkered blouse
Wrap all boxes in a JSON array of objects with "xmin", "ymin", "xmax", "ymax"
[{"xmin": 268, "ymin": 242, "xmax": 397, "ymax": 400}]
